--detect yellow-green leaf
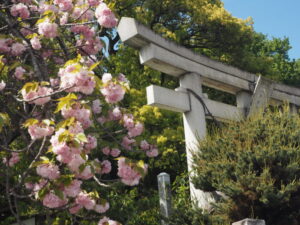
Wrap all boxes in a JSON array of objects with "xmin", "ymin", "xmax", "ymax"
[{"xmin": 22, "ymin": 118, "xmax": 39, "ymax": 128}]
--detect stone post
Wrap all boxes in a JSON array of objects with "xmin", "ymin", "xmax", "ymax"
[
  {"xmin": 236, "ymin": 91, "xmax": 252, "ymax": 117},
  {"xmin": 179, "ymin": 73, "xmax": 215, "ymax": 210},
  {"xmin": 157, "ymin": 172, "xmax": 172, "ymax": 225},
  {"xmin": 232, "ymin": 218, "xmax": 266, "ymax": 225}
]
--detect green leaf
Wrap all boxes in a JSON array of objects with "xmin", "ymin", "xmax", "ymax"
[
  {"xmin": 40, "ymin": 81, "xmax": 50, "ymax": 86},
  {"xmin": 57, "ymin": 93, "xmax": 77, "ymax": 102},
  {"xmin": 54, "ymin": 189, "xmax": 64, "ymax": 200},
  {"xmin": 56, "ymin": 117, "xmax": 75, "ymax": 129},
  {"xmin": 89, "ymin": 61, "xmax": 101, "ymax": 71},
  {"xmin": 75, "ymin": 133, "xmax": 88, "ymax": 143},
  {"xmin": 22, "ymin": 118, "xmax": 39, "ymax": 128},
  {"xmin": 31, "ymin": 161, "xmax": 47, "ymax": 167},
  {"xmin": 38, "ymin": 188, "xmax": 48, "ymax": 199},
  {"xmin": 79, "ymin": 163, "xmax": 86, "ymax": 173},
  {"xmin": 55, "ymin": 93, "xmax": 77, "ymax": 113},
  {"xmin": 20, "ymin": 82, "xmax": 39, "ymax": 94},
  {"xmin": 42, "ymin": 119, "xmax": 54, "ymax": 126},
  {"xmin": 58, "ymin": 130, "xmax": 72, "ymax": 143},
  {"xmin": 57, "ymin": 175, "xmax": 74, "ymax": 186}
]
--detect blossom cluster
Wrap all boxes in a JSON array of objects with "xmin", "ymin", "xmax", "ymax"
[{"xmin": 0, "ymin": 0, "xmax": 159, "ymax": 224}]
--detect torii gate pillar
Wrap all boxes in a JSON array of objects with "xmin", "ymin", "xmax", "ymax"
[{"xmin": 179, "ymin": 73, "xmax": 216, "ymax": 210}]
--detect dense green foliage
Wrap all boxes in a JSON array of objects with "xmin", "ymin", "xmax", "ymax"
[{"xmin": 193, "ymin": 106, "xmax": 300, "ymax": 225}]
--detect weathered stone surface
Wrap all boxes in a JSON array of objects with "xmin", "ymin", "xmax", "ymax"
[
  {"xmin": 232, "ymin": 218, "xmax": 266, "ymax": 225},
  {"xmin": 147, "ymin": 85, "xmax": 243, "ymax": 122},
  {"xmin": 247, "ymin": 76, "xmax": 274, "ymax": 117},
  {"xmin": 157, "ymin": 173, "xmax": 172, "ymax": 225}
]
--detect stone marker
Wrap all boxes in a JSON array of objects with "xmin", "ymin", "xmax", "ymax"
[
  {"xmin": 232, "ymin": 218, "xmax": 266, "ymax": 225},
  {"xmin": 157, "ymin": 173, "xmax": 172, "ymax": 225}
]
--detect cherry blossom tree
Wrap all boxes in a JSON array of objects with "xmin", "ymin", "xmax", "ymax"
[{"xmin": 0, "ymin": 0, "xmax": 158, "ymax": 224}]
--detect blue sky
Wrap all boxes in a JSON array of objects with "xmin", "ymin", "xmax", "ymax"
[{"xmin": 222, "ymin": 0, "xmax": 300, "ymax": 60}]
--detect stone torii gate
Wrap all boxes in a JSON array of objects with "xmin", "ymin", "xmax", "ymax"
[{"xmin": 117, "ymin": 17, "xmax": 300, "ymax": 210}]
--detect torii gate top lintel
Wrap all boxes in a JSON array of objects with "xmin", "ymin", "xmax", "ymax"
[{"xmin": 117, "ymin": 17, "xmax": 300, "ymax": 106}]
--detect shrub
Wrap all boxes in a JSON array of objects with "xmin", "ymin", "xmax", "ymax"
[{"xmin": 193, "ymin": 106, "xmax": 300, "ymax": 225}]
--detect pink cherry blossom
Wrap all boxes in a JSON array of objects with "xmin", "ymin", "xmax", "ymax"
[
  {"xmin": 20, "ymin": 27, "xmax": 33, "ymax": 36},
  {"xmin": 67, "ymin": 154, "xmax": 85, "ymax": 172},
  {"xmin": 71, "ymin": 25, "xmax": 95, "ymax": 39},
  {"xmin": 28, "ymin": 123, "xmax": 54, "ymax": 140},
  {"xmin": 53, "ymin": 57, "xmax": 64, "ymax": 64},
  {"xmin": 14, "ymin": 66, "xmax": 26, "ymax": 80},
  {"xmin": 146, "ymin": 148, "xmax": 159, "ymax": 157},
  {"xmin": 25, "ymin": 182, "xmax": 34, "ymax": 190},
  {"xmin": 140, "ymin": 140, "xmax": 150, "ymax": 150},
  {"xmin": 0, "ymin": 39, "xmax": 10, "ymax": 53},
  {"xmin": 102, "ymin": 147, "xmax": 110, "ymax": 155},
  {"xmin": 38, "ymin": 3, "xmax": 58, "ymax": 14},
  {"xmin": 12, "ymin": 0, "xmax": 32, "ymax": 3},
  {"xmin": 98, "ymin": 217, "xmax": 119, "ymax": 225},
  {"xmin": 128, "ymin": 122, "xmax": 144, "ymax": 138},
  {"xmin": 28, "ymin": 4, "xmax": 38, "ymax": 12},
  {"xmin": 50, "ymin": 78, "xmax": 60, "ymax": 87},
  {"xmin": 88, "ymin": 0, "xmax": 100, "ymax": 6},
  {"xmin": 33, "ymin": 179, "xmax": 47, "ymax": 192},
  {"xmin": 117, "ymin": 158, "xmax": 147, "ymax": 186},
  {"xmin": 0, "ymin": 80, "xmax": 6, "ymax": 91},
  {"xmin": 94, "ymin": 202, "xmax": 109, "ymax": 213},
  {"xmin": 68, "ymin": 122, "xmax": 84, "ymax": 135},
  {"xmin": 69, "ymin": 122, "xmax": 84, "ymax": 135},
  {"xmin": 77, "ymin": 37, "xmax": 103, "ymax": 55},
  {"xmin": 10, "ymin": 3, "xmax": 30, "ymax": 19},
  {"xmin": 95, "ymin": 3, "xmax": 118, "ymax": 28},
  {"xmin": 60, "ymin": 13, "xmax": 69, "ymax": 25},
  {"xmin": 4, "ymin": 152, "xmax": 20, "ymax": 167},
  {"xmin": 30, "ymin": 36, "xmax": 41, "ymax": 50},
  {"xmin": 38, "ymin": 20, "xmax": 58, "ymax": 38},
  {"xmin": 110, "ymin": 148, "xmax": 121, "ymax": 157},
  {"xmin": 21, "ymin": 86, "xmax": 53, "ymax": 105},
  {"xmin": 121, "ymin": 136, "xmax": 135, "ymax": 150},
  {"xmin": 118, "ymin": 73, "xmax": 129, "ymax": 83},
  {"xmin": 51, "ymin": 130, "xmax": 73, "ymax": 163},
  {"xmin": 59, "ymin": 64, "xmax": 96, "ymax": 95},
  {"xmin": 64, "ymin": 179, "xmax": 82, "ymax": 197},
  {"xmin": 75, "ymin": 192, "xmax": 96, "ymax": 210},
  {"xmin": 76, "ymin": 165, "xmax": 93, "ymax": 180},
  {"xmin": 42, "ymin": 50, "xmax": 53, "ymax": 59},
  {"xmin": 92, "ymin": 99, "xmax": 102, "ymax": 114},
  {"xmin": 69, "ymin": 204, "xmax": 82, "ymax": 214},
  {"xmin": 85, "ymin": 135, "xmax": 97, "ymax": 150},
  {"xmin": 54, "ymin": 0, "xmax": 73, "ymax": 11},
  {"xmin": 100, "ymin": 160, "xmax": 111, "ymax": 174},
  {"xmin": 97, "ymin": 116, "xmax": 106, "ymax": 124},
  {"xmin": 102, "ymin": 73, "xmax": 112, "ymax": 83},
  {"xmin": 36, "ymin": 163, "xmax": 60, "ymax": 180},
  {"xmin": 100, "ymin": 83, "xmax": 125, "ymax": 104},
  {"xmin": 43, "ymin": 192, "xmax": 68, "ymax": 208},
  {"xmin": 123, "ymin": 114, "xmax": 135, "ymax": 129},
  {"xmin": 61, "ymin": 104, "xmax": 93, "ymax": 129},
  {"xmin": 11, "ymin": 42, "xmax": 26, "ymax": 56},
  {"xmin": 109, "ymin": 107, "xmax": 122, "ymax": 120}
]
